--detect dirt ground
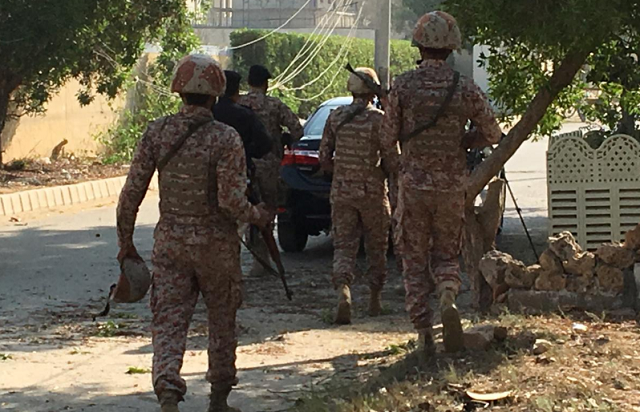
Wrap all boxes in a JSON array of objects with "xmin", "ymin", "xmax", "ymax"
[
  {"xmin": 2, "ymin": 134, "xmax": 638, "ymax": 412},
  {"xmin": 0, "ymin": 157, "xmax": 127, "ymax": 194}
]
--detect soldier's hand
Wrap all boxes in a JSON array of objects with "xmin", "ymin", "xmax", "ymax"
[
  {"xmin": 254, "ymin": 203, "xmax": 274, "ymax": 228},
  {"xmin": 117, "ymin": 244, "xmax": 143, "ymax": 265}
]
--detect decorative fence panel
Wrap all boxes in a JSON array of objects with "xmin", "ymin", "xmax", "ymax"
[{"xmin": 548, "ymin": 133, "xmax": 640, "ymax": 250}]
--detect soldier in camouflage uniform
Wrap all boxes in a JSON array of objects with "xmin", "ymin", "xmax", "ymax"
[
  {"xmin": 240, "ymin": 65, "xmax": 304, "ymax": 275},
  {"xmin": 381, "ymin": 12, "xmax": 502, "ymax": 353},
  {"xmin": 116, "ymin": 54, "xmax": 272, "ymax": 412},
  {"xmin": 319, "ymin": 68, "xmax": 400, "ymax": 325}
]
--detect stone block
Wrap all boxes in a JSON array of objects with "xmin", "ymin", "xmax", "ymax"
[
  {"xmin": 37, "ymin": 190, "xmax": 48, "ymax": 209},
  {"xmin": 61, "ymin": 187, "xmax": 72, "ymax": 206},
  {"xmin": 548, "ymin": 231, "xmax": 582, "ymax": 261},
  {"xmin": 564, "ymin": 252, "xmax": 596, "ymax": 277},
  {"xmin": 18, "ymin": 192, "xmax": 32, "ymax": 212},
  {"xmin": 28, "ymin": 191, "xmax": 41, "ymax": 211},
  {"xmin": 0, "ymin": 196, "xmax": 12, "ymax": 216},
  {"xmin": 69, "ymin": 185, "xmax": 81, "ymax": 204},
  {"xmin": 596, "ymin": 263, "xmax": 624, "ymax": 294},
  {"xmin": 535, "ymin": 271, "xmax": 566, "ymax": 291},
  {"xmin": 463, "ymin": 325, "xmax": 508, "ymax": 351},
  {"xmin": 596, "ymin": 243, "xmax": 635, "ymax": 269},
  {"xmin": 507, "ymin": 289, "xmax": 624, "ymax": 314},
  {"xmin": 624, "ymin": 224, "xmax": 640, "ymax": 251},
  {"xmin": 8, "ymin": 193, "xmax": 23, "ymax": 214},
  {"xmin": 539, "ymin": 250, "xmax": 564, "ymax": 275}
]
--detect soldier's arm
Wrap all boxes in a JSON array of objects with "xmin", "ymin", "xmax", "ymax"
[
  {"xmin": 116, "ymin": 124, "xmax": 157, "ymax": 250},
  {"xmin": 462, "ymin": 80, "xmax": 502, "ymax": 149},
  {"xmin": 375, "ymin": 111, "xmax": 399, "ymax": 176},
  {"xmin": 279, "ymin": 101, "xmax": 304, "ymax": 140},
  {"xmin": 380, "ymin": 87, "xmax": 402, "ymax": 174},
  {"xmin": 217, "ymin": 128, "xmax": 263, "ymax": 224},
  {"xmin": 247, "ymin": 111, "xmax": 273, "ymax": 160},
  {"xmin": 319, "ymin": 111, "xmax": 338, "ymax": 172}
]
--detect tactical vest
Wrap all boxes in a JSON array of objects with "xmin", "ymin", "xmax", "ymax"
[{"xmin": 333, "ymin": 107, "xmax": 385, "ymax": 182}]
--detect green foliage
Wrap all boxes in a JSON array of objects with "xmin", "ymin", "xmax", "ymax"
[
  {"xmin": 0, "ymin": 353, "xmax": 12, "ymax": 361},
  {"xmin": 231, "ymin": 30, "xmax": 418, "ymax": 117},
  {"xmin": 126, "ymin": 366, "xmax": 151, "ymax": 374},
  {"xmin": 98, "ymin": 11, "xmax": 199, "ymax": 164},
  {"xmin": 0, "ymin": 0, "xmax": 188, "ymax": 113},
  {"xmin": 446, "ymin": 0, "xmax": 640, "ymax": 137},
  {"xmin": 95, "ymin": 320, "xmax": 122, "ymax": 337},
  {"xmin": 392, "ymin": 0, "xmax": 443, "ymax": 36}
]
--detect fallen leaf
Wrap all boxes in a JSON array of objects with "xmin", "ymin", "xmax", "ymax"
[{"xmin": 466, "ymin": 390, "xmax": 513, "ymax": 402}]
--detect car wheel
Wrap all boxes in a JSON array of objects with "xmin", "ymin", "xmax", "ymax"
[{"xmin": 278, "ymin": 221, "xmax": 309, "ymax": 253}]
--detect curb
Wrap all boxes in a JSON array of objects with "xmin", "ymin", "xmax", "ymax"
[{"xmin": 0, "ymin": 175, "xmax": 158, "ymax": 217}]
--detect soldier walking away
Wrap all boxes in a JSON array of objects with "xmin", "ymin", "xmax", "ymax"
[
  {"xmin": 116, "ymin": 54, "xmax": 272, "ymax": 412},
  {"xmin": 240, "ymin": 65, "xmax": 304, "ymax": 275},
  {"xmin": 381, "ymin": 12, "xmax": 502, "ymax": 354},
  {"xmin": 213, "ymin": 70, "xmax": 272, "ymax": 172},
  {"xmin": 319, "ymin": 68, "xmax": 400, "ymax": 325}
]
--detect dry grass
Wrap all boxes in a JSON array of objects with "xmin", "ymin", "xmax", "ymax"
[{"xmin": 293, "ymin": 311, "xmax": 640, "ymax": 412}]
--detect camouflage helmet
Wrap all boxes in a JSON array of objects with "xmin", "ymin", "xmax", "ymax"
[
  {"xmin": 347, "ymin": 67, "xmax": 380, "ymax": 94},
  {"xmin": 412, "ymin": 11, "xmax": 462, "ymax": 50},
  {"xmin": 112, "ymin": 258, "xmax": 152, "ymax": 303},
  {"xmin": 171, "ymin": 54, "xmax": 226, "ymax": 97}
]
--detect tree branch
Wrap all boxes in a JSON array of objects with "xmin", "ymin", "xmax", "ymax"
[{"xmin": 466, "ymin": 48, "xmax": 592, "ymax": 205}]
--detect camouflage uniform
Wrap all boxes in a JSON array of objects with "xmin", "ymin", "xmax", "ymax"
[
  {"xmin": 240, "ymin": 89, "xmax": 304, "ymax": 207},
  {"xmin": 319, "ymin": 97, "xmax": 397, "ymax": 291},
  {"xmin": 382, "ymin": 41, "xmax": 501, "ymax": 332},
  {"xmin": 117, "ymin": 56, "xmax": 264, "ymax": 408}
]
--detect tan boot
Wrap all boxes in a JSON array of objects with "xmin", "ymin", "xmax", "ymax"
[
  {"xmin": 368, "ymin": 289, "xmax": 382, "ymax": 317},
  {"xmin": 159, "ymin": 391, "xmax": 181, "ymax": 412},
  {"xmin": 440, "ymin": 290, "xmax": 464, "ymax": 353},
  {"xmin": 334, "ymin": 285, "xmax": 352, "ymax": 325},
  {"xmin": 209, "ymin": 387, "xmax": 241, "ymax": 412}
]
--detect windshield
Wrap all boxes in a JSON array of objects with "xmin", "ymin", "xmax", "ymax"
[{"xmin": 304, "ymin": 105, "xmax": 340, "ymax": 136}]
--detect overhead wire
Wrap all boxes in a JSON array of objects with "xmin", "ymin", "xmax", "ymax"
[
  {"xmin": 269, "ymin": 0, "xmax": 345, "ymax": 87},
  {"xmin": 279, "ymin": 0, "xmax": 365, "ymax": 93},
  {"xmin": 288, "ymin": 3, "xmax": 365, "ymax": 101},
  {"xmin": 270, "ymin": 0, "xmax": 351, "ymax": 89},
  {"xmin": 225, "ymin": 0, "xmax": 314, "ymax": 51}
]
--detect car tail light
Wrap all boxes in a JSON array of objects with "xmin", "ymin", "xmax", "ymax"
[{"xmin": 281, "ymin": 149, "xmax": 320, "ymax": 167}]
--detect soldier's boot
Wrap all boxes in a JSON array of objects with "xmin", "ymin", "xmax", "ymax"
[
  {"xmin": 334, "ymin": 285, "xmax": 352, "ymax": 325},
  {"xmin": 368, "ymin": 288, "xmax": 382, "ymax": 317},
  {"xmin": 417, "ymin": 328, "xmax": 436, "ymax": 357},
  {"xmin": 209, "ymin": 386, "xmax": 241, "ymax": 412},
  {"xmin": 159, "ymin": 390, "xmax": 181, "ymax": 412},
  {"xmin": 440, "ymin": 290, "xmax": 464, "ymax": 353}
]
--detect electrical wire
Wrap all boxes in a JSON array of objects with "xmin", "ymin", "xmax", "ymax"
[
  {"xmin": 270, "ymin": 0, "xmax": 352, "ymax": 89},
  {"xmin": 225, "ymin": 0, "xmax": 313, "ymax": 51},
  {"xmin": 269, "ymin": 0, "xmax": 345, "ymax": 86},
  {"xmin": 279, "ymin": 0, "xmax": 365, "ymax": 93}
]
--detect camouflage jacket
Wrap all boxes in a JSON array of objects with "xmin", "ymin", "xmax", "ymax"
[
  {"xmin": 381, "ymin": 59, "xmax": 502, "ymax": 191},
  {"xmin": 240, "ymin": 88, "xmax": 304, "ymax": 158},
  {"xmin": 319, "ymin": 98, "xmax": 399, "ymax": 203},
  {"xmin": 116, "ymin": 105, "xmax": 262, "ymax": 248}
]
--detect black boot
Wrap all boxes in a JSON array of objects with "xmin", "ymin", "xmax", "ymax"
[{"xmin": 209, "ymin": 386, "xmax": 241, "ymax": 412}]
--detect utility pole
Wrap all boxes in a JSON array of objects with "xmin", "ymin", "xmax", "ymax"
[{"xmin": 374, "ymin": 0, "xmax": 391, "ymax": 88}]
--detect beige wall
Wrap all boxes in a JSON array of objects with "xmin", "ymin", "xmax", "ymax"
[{"xmin": 3, "ymin": 79, "xmax": 122, "ymax": 161}]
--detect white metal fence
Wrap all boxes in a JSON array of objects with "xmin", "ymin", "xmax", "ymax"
[{"xmin": 548, "ymin": 132, "xmax": 640, "ymax": 250}]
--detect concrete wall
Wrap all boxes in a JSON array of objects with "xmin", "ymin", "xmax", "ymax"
[{"xmin": 2, "ymin": 79, "xmax": 122, "ymax": 162}]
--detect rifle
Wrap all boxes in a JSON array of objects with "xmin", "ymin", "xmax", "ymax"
[
  {"xmin": 246, "ymin": 176, "xmax": 293, "ymax": 301},
  {"xmin": 345, "ymin": 63, "xmax": 388, "ymax": 98}
]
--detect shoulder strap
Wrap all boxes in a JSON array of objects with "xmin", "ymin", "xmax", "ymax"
[
  {"xmin": 335, "ymin": 105, "xmax": 368, "ymax": 135},
  {"xmin": 399, "ymin": 71, "xmax": 460, "ymax": 144},
  {"xmin": 157, "ymin": 119, "xmax": 211, "ymax": 173}
]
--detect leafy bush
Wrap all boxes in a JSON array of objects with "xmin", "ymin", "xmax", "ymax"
[
  {"xmin": 98, "ymin": 12, "xmax": 199, "ymax": 164},
  {"xmin": 231, "ymin": 30, "xmax": 418, "ymax": 116}
]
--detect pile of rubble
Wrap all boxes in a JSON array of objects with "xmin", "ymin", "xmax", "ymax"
[{"xmin": 478, "ymin": 226, "xmax": 640, "ymax": 311}]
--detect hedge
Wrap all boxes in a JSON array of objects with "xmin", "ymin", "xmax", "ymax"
[{"xmin": 230, "ymin": 29, "xmax": 418, "ymax": 116}]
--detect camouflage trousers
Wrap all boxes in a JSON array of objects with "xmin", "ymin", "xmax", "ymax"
[
  {"xmin": 331, "ymin": 198, "xmax": 391, "ymax": 291},
  {"xmin": 251, "ymin": 153, "xmax": 281, "ymax": 270},
  {"xmin": 388, "ymin": 174, "xmax": 402, "ymax": 271},
  {"xmin": 150, "ymin": 228, "xmax": 242, "ymax": 400},
  {"xmin": 395, "ymin": 185, "xmax": 464, "ymax": 330}
]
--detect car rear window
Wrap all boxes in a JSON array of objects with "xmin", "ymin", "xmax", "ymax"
[{"xmin": 304, "ymin": 105, "xmax": 339, "ymax": 136}]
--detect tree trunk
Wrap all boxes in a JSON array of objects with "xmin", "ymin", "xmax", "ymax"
[
  {"xmin": 465, "ymin": 49, "xmax": 592, "ymax": 205},
  {"xmin": 0, "ymin": 90, "xmax": 9, "ymax": 168},
  {"xmin": 463, "ymin": 48, "xmax": 592, "ymax": 308}
]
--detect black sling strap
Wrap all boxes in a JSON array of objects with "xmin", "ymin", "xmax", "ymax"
[
  {"xmin": 335, "ymin": 104, "xmax": 367, "ymax": 135},
  {"xmin": 157, "ymin": 119, "xmax": 211, "ymax": 173},
  {"xmin": 399, "ymin": 71, "xmax": 460, "ymax": 144}
]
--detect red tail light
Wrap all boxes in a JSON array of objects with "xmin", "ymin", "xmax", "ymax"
[{"xmin": 281, "ymin": 149, "xmax": 320, "ymax": 167}]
